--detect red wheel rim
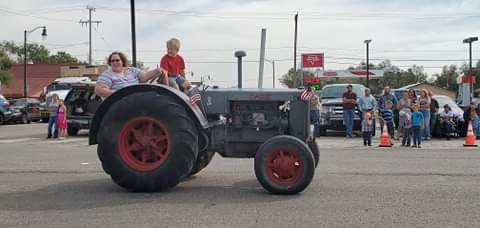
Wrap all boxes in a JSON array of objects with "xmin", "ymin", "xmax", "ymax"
[
  {"xmin": 265, "ymin": 148, "xmax": 304, "ymax": 186},
  {"xmin": 118, "ymin": 116, "xmax": 170, "ymax": 172}
]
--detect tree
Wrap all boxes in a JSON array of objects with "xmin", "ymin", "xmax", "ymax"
[
  {"xmin": 279, "ymin": 68, "xmax": 303, "ymax": 88},
  {"xmin": 433, "ymin": 65, "xmax": 458, "ymax": 91},
  {"xmin": 0, "ymin": 41, "xmax": 80, "ymax": 64},
  {"xmin": 0, "ymin": 48, "xmax": 14, "ymax": 85},
  {"xmin": 48, "ymin": 51, "xmax": 79, "ymax": 64}
]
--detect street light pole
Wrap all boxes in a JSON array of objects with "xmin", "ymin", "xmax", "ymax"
[
  {"xmin": 265, "ymin": 59, "xmax": 275, "ymax": 88},
  {"xmin": 24, "ymin": 26, "xmax": 47, "ymax": 98},
  {"xmin": 364, "ymin": 39, "xmax": 372, "ymax": 88},
  {"xmin": 463, "ymin": 36, "xmax": 478, "ymax": 103}
]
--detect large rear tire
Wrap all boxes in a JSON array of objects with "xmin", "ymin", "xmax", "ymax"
[
  {"xmin": 307, "ymin": 141, "xmax": 319, "ymax": 168},
  {"xmin": 254, "ymin": 135, "xmax": 315, "ymax": 194},
  {"xmin": 97, "ymin": 91, "xmax": 198, "ymax": 192}
]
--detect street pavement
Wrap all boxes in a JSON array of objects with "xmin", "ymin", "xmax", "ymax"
[{"xmin": 0, "ymin": 123, "xmax": 479, "ymax": 228}]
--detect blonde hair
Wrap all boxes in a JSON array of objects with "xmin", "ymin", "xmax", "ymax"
[{"xmin": 166, "ymin": 38, "xmax": 181, "ymax": 51}]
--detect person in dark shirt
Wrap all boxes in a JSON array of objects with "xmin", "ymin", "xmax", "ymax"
[
  {"xmin": 342, "ymin": 84, "xmax": 357, "ymax": 138},
  {"xmin": 380, "ymin": 100, "xmax": 395, "ymax": 140},
  {"xmin": 428, "ymin": 90, "xmax": 439, "ymax": 138}
]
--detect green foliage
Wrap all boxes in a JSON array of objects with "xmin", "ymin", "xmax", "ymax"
[
  {"xmin": 48, "ymin": 51, "xmax": 79, "ymax": 64},
  {"xmin": 0, "ymin": 47, "xmax": 14, "ymax": 85},
  {"xmin": 279, "ymin": 68, "xmax": 303, "ymax": 88},
  {"xmin": 432, "ymin": 65, "xmax": 459, "ymax": 91},
  {"xmin": 0, "ymin": 41, "xmax": 79, "ymax": 64}
]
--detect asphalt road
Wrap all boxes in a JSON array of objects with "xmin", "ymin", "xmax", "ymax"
[{"xmin": 0, "ymin": 123, "xmax": 479, "ymax": 228}]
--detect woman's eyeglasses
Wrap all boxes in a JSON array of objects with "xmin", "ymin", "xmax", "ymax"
[{"xmin": 110, "ymin": 59, "xmax": 121, "ymax": 63}]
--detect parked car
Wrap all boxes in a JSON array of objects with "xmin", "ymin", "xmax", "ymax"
[
  {"xmin": 431, "ymin": 95, "xmax": 465, "ymax": 138},
  {"xmin": 391, "ymin": 88, "xmax": 421, "ymax": 101},
  {"xmin": 0, "ymin": 94, "xmax": 13, "ymax": 124},
  {"xmin": 318, "ymin": 84, "xmax": 365, "ymax": 136},
  {"xmin": 64, "ymin": 82, "xmax": 101, "ymax": 136},
  {"xmin": 8, "ymin": 98, "xmax": 43, "ymax": 124}
]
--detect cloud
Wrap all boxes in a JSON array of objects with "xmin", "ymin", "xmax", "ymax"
[{"xmin": 1, "ymin": 0, "xmax": 480, "ymax": 88}]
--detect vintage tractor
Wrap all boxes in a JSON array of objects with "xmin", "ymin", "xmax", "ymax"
[{"xmin": 89, "ymin": 84, "xmax": 319, "ymax": 194}]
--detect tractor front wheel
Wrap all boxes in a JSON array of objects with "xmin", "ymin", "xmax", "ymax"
[
  {"xmin": 97, "ymin": 91, "xmax": 198, "ymax": 192},
  {"xmin": 254, "ymin": 135, "xmax": 315, "ymax": 194}
]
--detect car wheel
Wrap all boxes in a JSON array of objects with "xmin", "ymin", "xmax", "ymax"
[
  {"xmin": 67, "ymin": 127, "xmax": 79, "ymax": 136},
  {"xmin": 0, "ymin": 114, "xmax": 4, "ymax": 125},
  {"xmin": 21, "ymin": 114, "xmax": 30, "ymax": 124}
]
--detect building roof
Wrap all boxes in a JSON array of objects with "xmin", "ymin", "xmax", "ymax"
[
  {"xmin": 396, "ymin": 83, "xmax": 422, "ymax": 90},
  {"xmin": 0, "ymin": 64, "xmax": 83, "ymax": 99}
]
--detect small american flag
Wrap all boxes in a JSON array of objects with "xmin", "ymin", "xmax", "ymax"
[
  {"xmin": 190, "ymin": 93, "xmax": 202, "ymax": 106},
  {"xmin": 300, "ymin": 89, "xmax": 314, "ymax": 101}
]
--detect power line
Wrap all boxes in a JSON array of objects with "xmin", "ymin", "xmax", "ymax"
[{"xmin": 0, "ymin": 8, "xmax": 77, "ymax": 22}]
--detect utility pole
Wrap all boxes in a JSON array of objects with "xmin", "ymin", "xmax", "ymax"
[
  {"xmin": 130, "ymin": 0, "xmax": 137, "ymax": 67},
  {"xmin": 272, "ymin": 60, "xmax": 275, "ymax": 88},
  {"xmin": 364, "ymin": 39, "xmax": 372, "ymax": 88},
  {"xmin": 258, "ymin": 28, "xmax": 266, "ymax": 88},
  {"xmin": 294, "ymin": 13, "xmax": 298, "ymax": 87},
  {"xmin": 80, "ymin": 5, "xmax": 102, "ymax": 65}
]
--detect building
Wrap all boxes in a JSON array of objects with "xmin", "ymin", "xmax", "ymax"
[
  {"xmin": 0, "ymin": 64, "xmax": 107, "ymax": 99},
  {"xmin": 397, "ymin": 83, "xmax": 456, "ymax": 99}
]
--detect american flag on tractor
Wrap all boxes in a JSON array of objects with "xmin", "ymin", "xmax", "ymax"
[
  {"xmin": 300, "ymin": 89, "xmax": 315, "ymax": 101},
  {"xmin": 190, "ymin": 93, "xmax": 202, "ymax": 106}
]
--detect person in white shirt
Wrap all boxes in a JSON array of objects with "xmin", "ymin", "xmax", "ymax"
[{"xmin": 439, "ymin": 104, "xmax": 454, "ymax": 140}]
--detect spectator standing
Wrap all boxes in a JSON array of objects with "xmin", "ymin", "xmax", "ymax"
[
  {"xmin": 358, "ymin": 88, "xmax": 377, "ymax": 136},
  {"xmin": 418, "ymin": 89, "xmax": 431, "ymax": 140},
  {"xmin": 342, "ymin": 84, "xmax": 357, "ymax": 138},
  {"xmin": 361, "ymin": 111, "xmax": 373, "ymax": 146},
  {"xmin": 411, "ymin": 104, "xmax": 424, "ymax": 148},
  {"xmin": 310, "ymin": 91, "xmax": 320, "ymax": 125},
  {"xmin": 378, "ymin": 86, "xmax": 398, "ymax": 136},
  {"xmin": 397, "ymin": 92, "xmax": 412, "ymax": 140},
  {"xmin": 56, "ymin": 99, "xmax": 68, "ymax": 140},
  {"xmin": 408, "ymin": 88, "xmax": 417, "ymax": 104},
  {"xmin": 463, "ymin": 102, "xmax": 480, "ymax": 139},
  {"xmin": 380, "ymin": 100, "xmax": 395, "ymax": 140},
  {"xmin": 429, "ymin": 90, "xmax": 439, "ymax": 138},
  {"xmin": 401, "ymin": 111, "xmax": 412, "ymax": 146},
  {"xmin": 46, "ymin": 94, "xmax": 59, "ymax": 139}
]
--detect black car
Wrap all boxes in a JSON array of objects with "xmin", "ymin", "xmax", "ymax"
[
  {"xmin": 8, "ymin": 98, "xmax": 43, "ymax": 124},
  {"xmin": 64, "ymin": 82, "xmax": 101, "ymax": 136}
]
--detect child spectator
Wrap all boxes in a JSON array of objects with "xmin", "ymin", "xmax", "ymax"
[
  {"xmin": 56, "ymin": 99, "xmax": 68, "ymax": 140},
  {"xmin": 361, "ymin": 111, "xmax": 373, "ymax": 146},
  {"xmin": 411, "ymin": 104, "xmax": 424, "ymax": 148},
  {"xmin": 401, "ymin": 111, "xmax": 412, "ymax": 146},
  {"xmin": 380, "ymin": 100, "xmax": 395, "ymax": 139},
  {"xmin": 160, "ymin": 38, "xmax": 191, "ymax": 94}
]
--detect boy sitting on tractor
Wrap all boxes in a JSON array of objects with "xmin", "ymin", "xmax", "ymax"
[{"xmin": 159, "ymin": 38, "xmax": 191, "ymax": 94}]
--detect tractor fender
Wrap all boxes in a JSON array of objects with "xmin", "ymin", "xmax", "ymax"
[{"xmin": 89, "ymin": 84, "xmax": 209, "ymax": 145}]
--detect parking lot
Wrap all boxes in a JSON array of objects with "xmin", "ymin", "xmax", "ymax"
[{"xmin": 1, "ymin": 123, "xmax": 480, "ymax": 227}]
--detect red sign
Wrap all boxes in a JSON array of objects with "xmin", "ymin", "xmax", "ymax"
[
  {"xmin": 302, "ymin": 53, "xmax": 324, "ymax": 68},
  {"xmin": 304, "ymin": 76, "xmax": 321, "ymax": 85}
]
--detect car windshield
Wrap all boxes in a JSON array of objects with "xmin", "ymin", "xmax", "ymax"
[
  {"xmin": 10, "ymin": 99, "xmax": 26, "ymax": 106},
  {"xmin": 321, "ymin": 86, "xmax": 364, "ymax": 99},
  {"xmin": 434, "ymin": 96, "xmax": 463, "ymax": 115}
]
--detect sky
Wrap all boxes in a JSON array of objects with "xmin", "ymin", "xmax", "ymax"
[{"xmin": 1, "ymin": 0, "xmax": 480, "ymax": 88}]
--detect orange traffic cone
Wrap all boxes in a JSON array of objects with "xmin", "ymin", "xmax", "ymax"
[
  {"xmin": 379, "ymin": 123, "xmax": 392, "ymax": 147},
  {"xmin": 463, "ymin": 120, "xmax": 478, "ymax": 147}
]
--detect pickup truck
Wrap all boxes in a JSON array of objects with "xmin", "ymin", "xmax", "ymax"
[{"xmin": 318, "ymin": 84, "xmax": 365, "ymax": 136}]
